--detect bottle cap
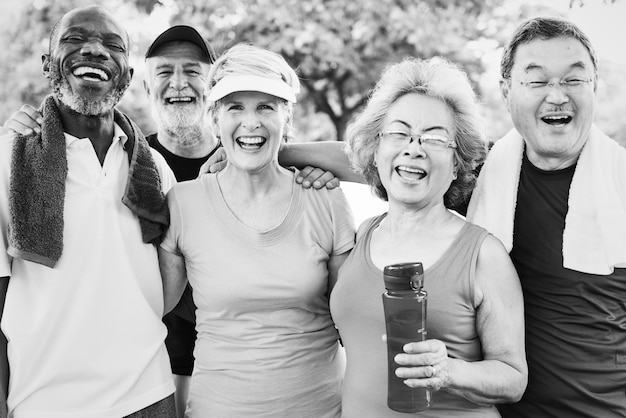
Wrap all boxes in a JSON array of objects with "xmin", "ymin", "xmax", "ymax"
[{"xmin": 383, "ymin": 262, "xmax": 424, "ymax": 290}]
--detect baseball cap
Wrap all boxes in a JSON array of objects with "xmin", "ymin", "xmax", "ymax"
[{"xmin": 145, "ymin": 25, "xmax": 215, "ymax": 63}]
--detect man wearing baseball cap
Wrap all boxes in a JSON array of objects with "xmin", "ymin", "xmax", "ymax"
[{"xmin": 143, "ymin": 25, "xmax": 220, "ymax": 417}]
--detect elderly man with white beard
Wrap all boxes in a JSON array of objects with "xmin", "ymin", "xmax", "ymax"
[{"xmin": 142, "ymin": 26, "xmax": 219, "ymax": 418}]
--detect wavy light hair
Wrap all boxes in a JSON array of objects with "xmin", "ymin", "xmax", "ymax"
[{"xmin": 346, "ymin": 56, "xmax": 487, "ymax": 210}]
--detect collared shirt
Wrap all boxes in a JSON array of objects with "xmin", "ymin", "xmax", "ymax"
[{"xmin": 0, "ymin": 125, "xmax": 175, "ymax": 418}]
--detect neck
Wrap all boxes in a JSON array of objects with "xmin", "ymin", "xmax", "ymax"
[
  {"xmin": 218, "ymin": 163, "xmax": 291, "ymax": 199},
  {"xmin": 383, "ymin": 201, "xmax": 455, "ymax": 235},
  {"xmin": 55, "ymin": 98, "xmax": 115, "ymax": 165},
  {"xmin": 157, "ymin": 126, "xmax": 217, "ymax": 158},
  {"xmin": 525, "ymin": 147, "xmax": 581, "ymax": 171},
  {"xmin": 56, "ymin": 98, "xmax": 115, "ymax": 142}
]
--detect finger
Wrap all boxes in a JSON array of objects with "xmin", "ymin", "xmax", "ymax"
[
  {"xmin": 3, "ymin": 119, "xmax": 36, "ymax": 136},
  {"xmin": 19, "ymin": 104, "xmax": 43, "ymax": 123},
  {"xmin": 394, "ymin": 351, "xmax": 435, "ymax": 367},
  {"xmin": 309, "ymin": 170, "xmax": 335, "ymax": 189},
  {"xmin": 296, "ymin": 166, "xmax": 316, "ymax": 187},
  {"xmin": 4, "ymin": 109, "xmax": 41, "ymax": 135},
  {"xmin": 403, "ymin": 339, "xmax": 444, "ymax": 354},
  {"xmin": 395, "ymin": 365, "xmax": 435, "ymax": 380},
  {"xmin": 198, "ymin": 161, "xmax": 211, "ymax": 176},
  {"xmin": 402, "ymin": 376, "xmax": 444, "ymax": 391},
  {"xmin": 208, "ymin": 160, "xmax": 227, "ymax": 173},
  {"xmin": 325, "ymin": 177, "xmax": 340, "ymax": 189},
  {"xmin": 0, "ymin": 126, "xmax": 16, "ymax": 136}
]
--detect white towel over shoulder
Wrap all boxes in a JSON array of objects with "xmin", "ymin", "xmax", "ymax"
[{"xmin": 467, "ymin": 126, "xmax": 626, "ymax": 275}]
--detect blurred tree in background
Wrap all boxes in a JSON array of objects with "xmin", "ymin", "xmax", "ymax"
[{"xmin": 0, "ymin": 0, "xmax": 624, "ymax": 146}]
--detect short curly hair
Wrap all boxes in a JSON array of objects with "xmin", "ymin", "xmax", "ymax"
[{"xmin": 346, "ymin": 56, "xmax": 487, "ymax": 210}]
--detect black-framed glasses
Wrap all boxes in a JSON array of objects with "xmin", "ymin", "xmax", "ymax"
[
  {"xmin": 515, "ymin": 77, "xmax": 594, "ymax": 96},
  {"xmin": 377, "ymin": 130, "xmax": 457, "ymax": 150}
]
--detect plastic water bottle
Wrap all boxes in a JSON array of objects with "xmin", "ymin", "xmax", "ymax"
[{"xmin": 382, "ymin": 262, "xmax": 431, "ymax": 412}]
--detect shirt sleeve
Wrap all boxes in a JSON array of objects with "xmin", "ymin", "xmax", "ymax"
[
  {"xmin": 160, "ymin": 185, "xmax": 183, "ymax": 256},
  {"xmin": 327, "ymin": 187, "xmax": 356, "ymax": 256},
  {"xmin": 0, "ymin": 133, "xmax": 15, "ymax": 277}
]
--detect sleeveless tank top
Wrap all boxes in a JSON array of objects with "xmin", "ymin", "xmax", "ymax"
[{"xmin": 331, "ymin": 214, "xmax": 499, "ymax": 417}]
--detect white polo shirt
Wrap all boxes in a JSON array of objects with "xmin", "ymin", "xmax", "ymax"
[{"xmin": 0, "ymin": 125, "xmax": 176, "ymax": 418}]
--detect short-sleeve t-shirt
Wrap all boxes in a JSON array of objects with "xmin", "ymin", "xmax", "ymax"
[{"xmin": 161, "ymin": 172, "xmax": 355, "ymax": 417}]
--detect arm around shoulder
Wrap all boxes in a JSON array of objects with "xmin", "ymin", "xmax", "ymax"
[{"xmin": 279, "ymin": 141, "xmax": 364, "ymax": 183}]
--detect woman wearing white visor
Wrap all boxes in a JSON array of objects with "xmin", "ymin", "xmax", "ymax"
[{"xmin": 158, "ymin": 44, "xmax": 355, "ymax": 417}]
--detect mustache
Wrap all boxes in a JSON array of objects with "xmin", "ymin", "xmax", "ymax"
[
  {"xmin": 542, "ymin": 105, "xmax": 574, "ymax": 113},
  {"xmin": 164, "ymin": 87, "xmax": 198, "ymax": 99}
]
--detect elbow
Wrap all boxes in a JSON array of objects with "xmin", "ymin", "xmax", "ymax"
[{"xmin": 502, "ymin": 370, "xmax": 528, "ymax": 404}]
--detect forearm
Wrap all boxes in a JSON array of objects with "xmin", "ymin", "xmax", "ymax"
[
  {"xmin": 279, "ymin": 141, "xmax": 364, "ymax": 183},
  {"xmin": 158, "ymin": 249, "xmax": 189, "ymax": 315},
  {"xmin": 445, "ymin": 357, "xmax": 527, "ymax": 405}
]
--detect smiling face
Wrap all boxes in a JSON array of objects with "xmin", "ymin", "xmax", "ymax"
[
  {"xmin": 214, "ymin": 91, "xmax": 288, "ymax": 174},
  {"xmin": 144, "ymin": 41, "xmax": 210, "ymax": 137},
  {"xmin": 375, "ymin": 93, "xmax": 457, "ymax": 210},
  {"xmin": 44, "ymin": 6, "xmax": 132, "ymax": 116},
  {"xmin": 501, "ymin": 36, "xmax": 596, "ymax": 170}
]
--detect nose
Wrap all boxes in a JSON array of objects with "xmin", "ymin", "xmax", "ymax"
[
  {"xmin": 169, "ymin": 68, "xmax": 188, "ymax": 90},
  {"xmin": 544, "ymin": 83, "xmax": 570, "ymax": 105},
  {"xmin": 404, "ymin": 135, "xmax": 426, "ymax": 157},
  {"xmin": 242, "ymin": 110, "xmax": 260, "ymax": 130},
  {"xmin": 80, "ymin": 40, "xmax": 110, "ymax": 59}
]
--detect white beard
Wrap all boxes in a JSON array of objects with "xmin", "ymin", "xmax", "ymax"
[
  {"xmin": 52, "ymin": 73, "xmax": 126, "ymax": 116},
  {"xmin": 152, "ymin": 100, "xmax": 207, "ymax": 144}
]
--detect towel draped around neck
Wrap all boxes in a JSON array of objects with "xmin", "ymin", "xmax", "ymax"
[
  {"xmin": 8, "ymin": 95, "xmax": 169, "ymax": 268},
  {"xmin": 467, "ymin": 126, "xmax": 626, "ymax": 275}
]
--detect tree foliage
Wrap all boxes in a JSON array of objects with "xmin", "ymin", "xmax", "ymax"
[
  {"xmin": 164, "ymin": 0, "xmax": 514, "ymax": 141},
  {"xmin": 0, "ymin": 0, "xmax": 624, "ymax": 146}
]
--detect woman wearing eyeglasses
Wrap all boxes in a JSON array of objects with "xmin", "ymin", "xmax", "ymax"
[{"xmin": 330, "ymin": 57, "xmax": 527, "ymax": 417}]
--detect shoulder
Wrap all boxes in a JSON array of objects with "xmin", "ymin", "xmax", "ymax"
[
  {"xmin": 169, "ymin": 175, "xmax": 209, "ymax": 198},
  {"xmin": 0, "ymin": 132, "xmax": 16, "ymax": 170}
]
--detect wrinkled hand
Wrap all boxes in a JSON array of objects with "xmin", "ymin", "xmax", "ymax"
[
  {"xmin": 3, "ymin": 104, "xmax": 42, "ymax": 136},
  {"xmin": 198, "ymin": 147, "xmax": 226, "ymax": 177},
  {"xmin": 296, "ymin": 166, "xmax": 340, "ymax": 190},
  {"xmin": 394, "ymin": 339, "xmax": 450, "ymax": 391}
]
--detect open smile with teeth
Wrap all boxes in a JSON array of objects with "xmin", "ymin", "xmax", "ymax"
[
  {"xmin": 541, "ymin": 115, "xmax": 572, "ymax": 126},
  {"xmin": 396, "ymin": 165, "xmax": 426, "ymax": 181},
  {"xmin": 165, "ymin": 96, "xmax": 195, "ymax": 104},
  {"xmin": 72, "ymin": 66, "xmax": 110, "ymax": 82},
  {"xmin": 236, "ymin": 136, "xmax": 266, "ymax": 150}
]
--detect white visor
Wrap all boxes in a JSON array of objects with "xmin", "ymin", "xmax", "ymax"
[{"xmin": 207, "ymin": 74, "xmax": 297, "ymax": 103}]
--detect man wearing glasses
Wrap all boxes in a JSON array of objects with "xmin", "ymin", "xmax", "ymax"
[{"xmin": 468, "ymin": 17, "xmax": 626, "ymax": 418}]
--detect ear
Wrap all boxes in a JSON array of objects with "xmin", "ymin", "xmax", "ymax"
[
  {"xmin": 42, "ymin": 54, "xmax": 51, "ymax": 78},
  {"xmin": 499, "ymin": 78, "xmax": 512, "ymax": 112},
  {"xmin": 142, "ymin": 79, "xmax": 150, "ymax": 96},
  {"xmin": 129, "ymin": 67, "xmax": 134, "ymax": 81}
]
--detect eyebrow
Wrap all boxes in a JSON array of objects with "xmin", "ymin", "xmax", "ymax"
[
  {"xmin": 524, "ymin": 61, "xmax": 589, "ymax": 74},
  {"xmin": 388, "ymin": 119, "xmax": 451, "ymax": 134}
]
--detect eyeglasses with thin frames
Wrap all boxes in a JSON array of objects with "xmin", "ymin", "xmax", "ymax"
[
  {"xmin": 377, "ymin": 131, "xmax": 457, "ymax": 150},
  {"xmin": 512, "ymin": 77, "xmax": 594, "ymax": 96}
]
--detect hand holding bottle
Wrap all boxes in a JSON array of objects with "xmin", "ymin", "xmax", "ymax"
[{"xmin": 394, "ymin": 339, "xmax": 450, "ymax": 392}]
